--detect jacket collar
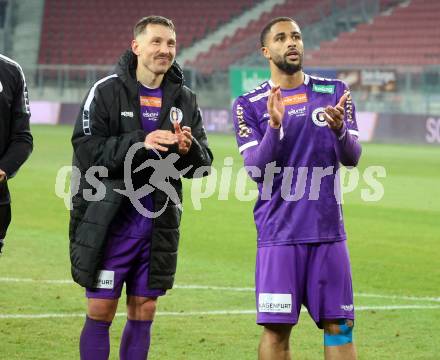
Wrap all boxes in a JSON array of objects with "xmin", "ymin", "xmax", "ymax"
[
  {"xmin": 115, "ymin": 49, "xmax": 184, "ymax": 99},
  {"xmin": 115, "ymin": 50, "xmax": 184, "ymax": 129}
]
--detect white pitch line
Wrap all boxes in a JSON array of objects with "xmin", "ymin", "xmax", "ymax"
[
  {"xmin": 0, "ymin": 278, "xmax": 254, "ymax": 290},
  {"xmin": 0, "ymin": 277, "xmax": 73, "ymax": 284},
  {"xmin": 174, "ymin": 284, "xmax": 253, "ymax": 292},
  {"xmin": 173, "ymin": 286, "xmax": 440, "ymax": 303},
  {"xmin": 0, "ymin": 277, "xmax": 439, "ymax": 303},
  {"xmin": 0, "ymin": 305, "xmax": 440, "ymax": 320},
  {"xmin": 354, "ymin": 292, "xmax": 440, "ymax": 303}
]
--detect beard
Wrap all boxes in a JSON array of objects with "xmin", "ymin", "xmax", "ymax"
[{"xmin": 272, "ymin": 52, "xmax": 303, "ymax": 75}]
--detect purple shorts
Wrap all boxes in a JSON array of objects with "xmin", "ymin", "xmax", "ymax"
[
  {"xmin": 255, "ymin": 241, "xmax": 354, "ymax": 327},
  {"xmin": 86, "ymin": 224, "xmax": 166, "ymax": 300}
]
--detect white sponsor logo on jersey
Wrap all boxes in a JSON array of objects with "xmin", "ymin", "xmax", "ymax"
[
  {"xmin": 236, "ymin": 103, "xmax": 252, "ymax": 138},
  {"xmin": 0, "ymin": 81, "xmax": 3, "ymax": 93},
  {"xmin": 258, "ymin": 293, "xmax": 292, "ymax": 313},
  {"xmin": 340, "ymin": 304, "xmax": 354, "ymax": 312},
  {"xmin": 249, "ymin": 89, "xmax": 270, "ymax": 103},
  {"xmin": 344, "ymin": 89, "xmax": 354, "ymax": 123},
  {"xmin": 94, "ymin": 270, "xmax": 114, "ymax": 289},
  {"xmin": 288, "ymin": 105, "xmax": 307, "ymax": 117},
  {"xmin": 121, "ymin": 111, "xmax": 134, "ymax": 118},
  {"xmin": 143, "ymin": 111, "xmax": 159, "ymax": 120}
]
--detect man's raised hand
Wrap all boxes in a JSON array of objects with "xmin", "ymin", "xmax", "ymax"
[
  {"xmin": 173, "ymin": 121, "xmax": 192, "ymax": 155},
  {"xmin": 267, "ymin": 85, "xmax": 285, "ymax": 129}
]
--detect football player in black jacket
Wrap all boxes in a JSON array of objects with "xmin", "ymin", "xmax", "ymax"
[
  {"xmin": 71, "ymin": 16, "xmax": 212, "ymax": 360},
  {"xmin": 0, "ymin": 54, "xmax": 33, "ymax": 254}
]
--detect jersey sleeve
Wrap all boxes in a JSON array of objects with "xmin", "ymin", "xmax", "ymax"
[
  {"xmin": 333, "ymin": 81, "xmax": 362, "ymax": 167},
  {"xmin": 232, "ymin": 96, "xmax": 263, "ymax": 153},
  {"xmin": 338, "ymin": 81, "xmax": 359, "ymax": 138}
]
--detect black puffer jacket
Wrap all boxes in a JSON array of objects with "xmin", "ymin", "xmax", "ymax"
[
  {"xmin": 0, "ymin": 54, "xmax": 33, "ymax": 205},
  {"xmin": 70, "ymin": 50, "xmax": 213, "ymax": 289}
]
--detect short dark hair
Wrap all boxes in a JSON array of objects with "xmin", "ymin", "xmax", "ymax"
[
  {"xmin": 260, "ymin": 17, "xmax": 298, "ymax": 47},
  {"xmin": 133, "ymin": 15, "xmax": 175, "ymax": 38}
]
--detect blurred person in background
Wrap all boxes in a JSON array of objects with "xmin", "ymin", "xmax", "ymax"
[
  {"xmin": 0, "ymin": 54, "xmax": 33, "ymax": 254},
  {"xmin": 70, "ymin": 16, "xmax": 212, "ymax": 360}
]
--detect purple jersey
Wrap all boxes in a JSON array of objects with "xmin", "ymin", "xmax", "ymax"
[
  {"xmin": 87, "ymin": 85, "xmax": 167, "ymax": 297},
  {"xmin": 232, "ymin": 74, "xmax": 359, "ymax": 246},
  {"xmin": 110, "ymin": 85, "xmax": 162, "ymax": 236},
  {"xmin": 139, "ymin": 84, "xmax": 162, "ymax": 133}
]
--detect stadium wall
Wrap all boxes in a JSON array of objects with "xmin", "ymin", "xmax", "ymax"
[
  {"xmin": 29, "ymin": 101, "xmax": 232, "ymax": 133},
  {"xmin": 29, "ymin": 101, "xmax": 440, "ymax": 146}
]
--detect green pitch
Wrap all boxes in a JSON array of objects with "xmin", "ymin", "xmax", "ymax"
[{"xmin": 0, "ymin": 125, "xmax": 439, "ymax": 359}]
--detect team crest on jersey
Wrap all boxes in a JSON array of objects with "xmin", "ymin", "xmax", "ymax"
[
  {"xmin": 311, "ymin": 107, "xmax": 328, "ymax": 127},
  {"xmin": 169, "ymin": 106, "xmax": 183, "ymax": 124}
]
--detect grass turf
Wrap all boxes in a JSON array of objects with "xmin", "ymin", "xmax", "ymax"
[{"xmin": 0, "ymin": 125, "xmax": 439, "ymax": 359}]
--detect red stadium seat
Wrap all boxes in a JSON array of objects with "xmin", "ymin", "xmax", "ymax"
[
  {"xmin": 189, "ymin": 0, "xmax": 327, "ymax": 75},
  {"xmin": 304, "ymin": 0, "xmax": 440, "ymax": 67},
  {"xmin": 39, "ymin": 0, "xmax": 260, "ymax": 65}
]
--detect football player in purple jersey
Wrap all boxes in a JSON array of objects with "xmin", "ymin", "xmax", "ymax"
[{"xmin": 232, "ymin": 17, "xmax": 361, "ymax": 360}]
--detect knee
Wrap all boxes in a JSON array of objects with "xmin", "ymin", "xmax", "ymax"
[
  {"xmin": 87, "ymin": 299, "xmax": 118, "ymax": 322},
  {"xmin": 262, "ymin": 324, "xmax": 293, "ymax": 348},
  {"xmin": 323, "ymin": 319, "xmax": 354, "ymax": 346},
  {"xmin": 127, "ymin": 296, "xmax": 157, "ymax": 321},
  {"xmin": 140, "ymin": 299, "xmax": 157, "ymax": 318}
]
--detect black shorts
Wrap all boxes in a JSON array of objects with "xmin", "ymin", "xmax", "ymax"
[{"xmin": 0, "ymin": 204, "xmax": 11, "ymax": 239}]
